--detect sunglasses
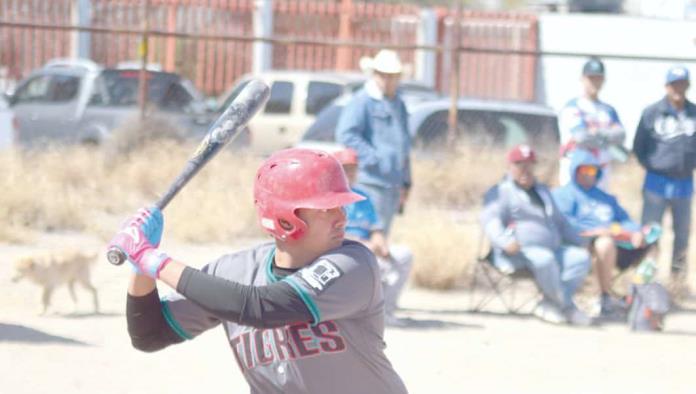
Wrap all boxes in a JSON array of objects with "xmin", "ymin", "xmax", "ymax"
[{"xmin": 577, "ymin": 165, "xmax": 599, "ymax": 176}]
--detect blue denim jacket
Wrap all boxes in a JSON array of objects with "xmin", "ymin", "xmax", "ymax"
[{"xmin": 335, "ymin": 82, "xmax": 412, "ymax": 189}]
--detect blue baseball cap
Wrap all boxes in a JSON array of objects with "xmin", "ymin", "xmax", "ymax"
[
  {"xmin": 582, "ymin": 58, "xmax": 605, "ymax": 76},
  {"xmin": 666, "ymin": 66, "xmax": 690, "ymax": 85}
]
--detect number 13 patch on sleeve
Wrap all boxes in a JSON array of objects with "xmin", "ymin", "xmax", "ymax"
[{"xmin": 299, "ymin": 260, "xmax": 343, "ymax": 294}]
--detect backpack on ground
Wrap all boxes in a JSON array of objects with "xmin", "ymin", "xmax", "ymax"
[{"xmin": 626, "ymin": 282, "xmax": 671, "ymax": 331}]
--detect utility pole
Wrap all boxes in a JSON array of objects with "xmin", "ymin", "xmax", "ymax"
[
  {"xmin": 138, "ymin": 0, "xmax": 151, "ymax": 122},
  {"xmin": 447, "ymin": 1, "xmax": 462, "ymax": 147}
]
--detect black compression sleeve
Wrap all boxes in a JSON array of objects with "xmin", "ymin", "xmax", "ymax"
[
  {"xmin": 126, "ymin": 289, "xmax": 185, "ymax": 352},
  {"xmin": 176, "ymin": 266, "xmax": 313, "ymax": 328}
]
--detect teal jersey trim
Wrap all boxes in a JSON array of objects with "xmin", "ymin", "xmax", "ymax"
[
  {"xmin": 284, "ymin": 276, "xmax": 322, "ymax": 326},
  {"xmin": 265, "ymin": 247, "xmax": 279, "ymax": 283},
  {"xmin": 265, "ymin": 246, "xmax": 321, "ymax": 325},
  {"xmin": 161, "ymin": 300, "xmax": 193, "ymax": 340}
]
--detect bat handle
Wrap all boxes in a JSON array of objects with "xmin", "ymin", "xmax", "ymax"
[{"xmin": 107, "ymin": 247, "xmax": 128, "ymax": 266}]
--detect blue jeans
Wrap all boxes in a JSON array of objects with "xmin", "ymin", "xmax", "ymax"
[
  {"xmin": 493, "ymin": 245, "xmax": 591, "ymax": 309},
  {"xmin": 356, "ymin": 183, "xmax": 401, "ymax": 236},
  {"xmin": 641, "ymin": 189, "xmax": 692, "ymax": 273}
]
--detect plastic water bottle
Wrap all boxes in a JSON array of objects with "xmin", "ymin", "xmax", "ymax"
[{"xmin": 633, "ymin": 259, "xmax": 657, "ymax": 285}]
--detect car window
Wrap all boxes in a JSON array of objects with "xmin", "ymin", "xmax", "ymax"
[
  {"xmin": 160, "ymin": 83, "xmax": 193, "ymax": 110},
  {"xmin": 51, "ymin": 75, "xmax": 80, "ymax": 102},
  {"xmin": 306, "ymin": 82, "xmax": 343, "ymax": 115},
  {"xmin": 99, "ymin": 70, "xmax": 183, "ymax": 107},
  {"xmin": 14, "ymin": 75, "xmax": 53, "ymax": 103},
  {"xmin": 14, "ymin": 74, "xmax": 80, "ymax": 104},
  {"xmin": 415, "ymin": 109, "xmax": 558, "ymax": 149},
  {"xmin": 265, "ymin": 81, "xmax": 293, "ymax": 114}
]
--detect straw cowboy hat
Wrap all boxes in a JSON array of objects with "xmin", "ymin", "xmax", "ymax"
[{"xmin": 359, "ymin": 49, "xmax": 403, "ymax": 75}]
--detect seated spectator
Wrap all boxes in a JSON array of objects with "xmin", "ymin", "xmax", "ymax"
[
  {"xmin": 480, "ymin": 145, "xmax": 592, "ymax": 326},
  {"xmin": 552, "ymin": 149, "xmax": 660, "ymax": 318},
  {"xmin": 333, "ymin": 148, "xmax": 414, "ymax": 326}
]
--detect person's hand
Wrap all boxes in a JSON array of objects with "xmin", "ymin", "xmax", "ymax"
[
  {"xmin": 630, "ymin": 231, "xmax": 645, "ymax": 249},
  {"xmin": 398, "ymin": 187, "xmax": 410, "ymax": 214},
  {"xmin": 503, "ymin": 241, "xmax": 521, "ymax": 256},
  {"xmin": 580, "ymin": 227, "xmax": 612, "ymax": 238},
  {"xmin": 368, "ymin": 231, "xmax": 390, "ymax": 258},
  {"xmin": 108, "ymin": 207, "xmax": 171, "ymax": 278}
]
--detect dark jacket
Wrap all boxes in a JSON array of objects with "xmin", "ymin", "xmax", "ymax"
[{"xmin": 633, "ymin": 97, "xmax": 696, "ymax": 179}]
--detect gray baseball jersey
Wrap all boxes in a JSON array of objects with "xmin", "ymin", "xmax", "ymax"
[{"xmin": 162, "ymin": 240, "xmax": 407, "ymax": 394}]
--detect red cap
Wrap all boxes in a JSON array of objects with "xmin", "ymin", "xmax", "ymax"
[
  {"xmin": 333, "ymin": 148, "xmax": 358, "ymax": 166},
  {"xmin": 507, "ymin": 144, "xmax": 536, "ymax": 163}
]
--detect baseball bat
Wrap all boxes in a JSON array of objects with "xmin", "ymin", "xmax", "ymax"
[{"xmin": 106, "ymin": 79, "xmax": 270, "ymax": 266}]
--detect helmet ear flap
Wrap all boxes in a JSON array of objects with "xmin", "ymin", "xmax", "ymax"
[{"xmin": 276, "ymin": 212, "xmax": 307, "ymax": 240}]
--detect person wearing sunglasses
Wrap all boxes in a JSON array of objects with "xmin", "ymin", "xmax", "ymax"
[{"xmin": 553, "ymin": 149, "xmax": 660, "ymax": 320}]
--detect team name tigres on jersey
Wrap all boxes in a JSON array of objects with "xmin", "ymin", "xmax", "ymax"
[{"xmin": 229, "ymin": 321, "xmax": 346, "ymax": 370}]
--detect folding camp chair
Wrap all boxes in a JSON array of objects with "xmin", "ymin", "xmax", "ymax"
[{"xmin": 469, "ymin": 232, "xmax": 543, "ymax": 314}]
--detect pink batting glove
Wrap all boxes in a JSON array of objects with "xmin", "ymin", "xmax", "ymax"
[{"xmin": 108, "ymin": 207, "xmax": 171, "ymax": 278}]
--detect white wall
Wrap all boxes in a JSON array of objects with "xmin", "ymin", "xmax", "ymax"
[{"xmin": 537, "ymin": 13, "xmax": 696, "ymax": 147}]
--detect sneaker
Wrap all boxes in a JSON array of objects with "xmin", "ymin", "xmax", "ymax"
[
  {"xmin": 600, "ymin": 295, "xmax": 628, "ymax": 320},
  {"xmin": 533, "ymin": 298, "xmax": 566, "ymax": 324},
  {"xmin": 564, "ymin": 306, "xmax": 594, "ymax": 327}
]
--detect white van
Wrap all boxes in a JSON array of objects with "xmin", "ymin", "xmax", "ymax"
[{"xmin": 218, "ymin": 70, "xmax": 365, "ymax": 153}]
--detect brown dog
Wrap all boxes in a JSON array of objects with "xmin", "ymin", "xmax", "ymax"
[{"xmin": 12, "ymin": 250, "xmax": 100, "ymax": 314}]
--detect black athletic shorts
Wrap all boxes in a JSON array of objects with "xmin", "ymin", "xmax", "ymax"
[{"xmin": 616, "ymin": 246, "xmax": 651, "ymax": 270}]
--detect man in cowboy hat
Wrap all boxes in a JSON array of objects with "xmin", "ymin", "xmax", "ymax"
[{"xmin": 335, "ymin": 49, "xmax": 412, "ymax": 236}]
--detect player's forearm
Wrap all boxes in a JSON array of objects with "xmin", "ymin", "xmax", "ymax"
[
  {"xmin": 126, "ymin": 288, "xmax": 184, "ymax": 352},
  {"xmin": 157, "ymin": 259, "xmax": 187, "ymax": 289},
  {"xmin": 174, "ymin": 266, "xmax": 313, "ymax": 328},
  {"xmin": 128, "ymin": 273, "xmax": 157, "ymax": 296}
]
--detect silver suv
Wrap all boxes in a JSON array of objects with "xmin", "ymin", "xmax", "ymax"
[{"xmin": 5, "ymin": 58, "xmax": 210, "ymax": 146}]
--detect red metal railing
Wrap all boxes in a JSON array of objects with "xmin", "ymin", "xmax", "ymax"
[{"xmin": 0, "ymin": 0, "xmax": 539, "ymax": 102}]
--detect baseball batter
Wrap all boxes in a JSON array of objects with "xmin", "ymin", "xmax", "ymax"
[{"xmin": 109, "ymin": 148, "xmax": 408, "ymax": 393}]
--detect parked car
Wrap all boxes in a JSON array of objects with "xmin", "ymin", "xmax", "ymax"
[
  {"xmin": 4, "ymin": 58, "xmax": 211, "ymax": 146},
  {"xmin": 217, "ymin": 70, "xmax": 443, "ymax": 152},
  {"xmin": 538, "ymin": 0, "xmax": 623, "ymax": 13},
  {"xmin": 217, "ymin": 70, "xmax": 366, "ymax": 153},
  {"xmin": 0, "ymin": 94, "xmax": 18, "ymax": 149},
  {"xmin": 299, "ymin": 96, "xmax": 559, "ymax": 153}
]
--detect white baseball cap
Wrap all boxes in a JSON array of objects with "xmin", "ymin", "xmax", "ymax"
[{"xmin": 359, "ymin": 49, "xmax": 403, "ymax": 75}]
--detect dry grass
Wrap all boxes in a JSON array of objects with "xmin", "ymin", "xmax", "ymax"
[
  {"xmin": 1, "ymin": 139, "xmax": 691, "ymax": 290},
  {"xmin": 0, "ymin": 139, "xmax": 264, "ymax": 244}
]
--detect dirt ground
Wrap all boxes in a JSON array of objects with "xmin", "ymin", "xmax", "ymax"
[{"xmin": 3, "ymin": 232, "xmax": 696, "ymax": 394}]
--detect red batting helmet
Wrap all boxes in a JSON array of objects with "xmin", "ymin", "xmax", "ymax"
[
  {"xmin": 333, "ymin": 148, "xmax": 359, "ymax": 166},
  {"xmin": 254, "ymin": 148, "xmax": 365, "ymax": 240}
]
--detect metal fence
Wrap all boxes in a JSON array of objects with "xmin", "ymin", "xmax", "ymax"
[{"xmin": 0, "ymin": 0, "xmax": 539, "ymax": 101}]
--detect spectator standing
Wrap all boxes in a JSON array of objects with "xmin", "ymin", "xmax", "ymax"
[
  {"xmin": 633, "ymin": 65, "xmax": 696, "ymax": 295},
  {"xmin": 558, "ymin": 57, "xmax": 626, "ymax": 190},
  {"xmin": 335, "ymin": 49, "xmax": 412, "ymax": 235}
]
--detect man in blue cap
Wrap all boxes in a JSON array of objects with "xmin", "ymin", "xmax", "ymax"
[
  {"xmin": 633, "ymin": 65, "xmax": 696, "ymax": 298},
  {"xmin": 558, "ymin": 57, "xmax": 626, "ymax": 191}
]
